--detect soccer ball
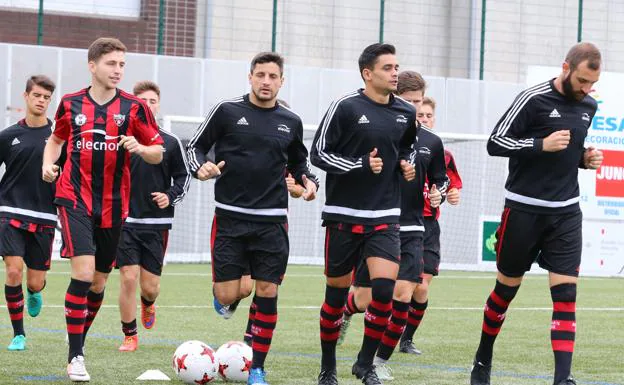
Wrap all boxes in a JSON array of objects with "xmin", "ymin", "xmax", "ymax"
[
  {"xmin": 215, "ymin": 341, "xmax": 253, "ymax": 382},
  {"xmin": 172, "ymin": 340, "xmax": 218, "ymax": 384}
]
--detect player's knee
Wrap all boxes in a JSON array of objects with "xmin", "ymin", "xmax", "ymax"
[
  {"xmin": 393, "ymin": 284, "xmax": 414, "ymax": 303},
  {"xmin": 239, "ymin": 285, "xmax": 253, "ymax": 299},
  {"xmin": 371, "ymin": 278, "xmax": 395, "ymax": 302},
  {"xmin": 5, "ymin": 266, "xmax": 23, "ymax": 285},
  {"xmin": 214, "ymin": 285, "xmax": 238, "ymax": 305},
  {"xmin": 255, "ymin": 281, "xmax": 278, "ymax": 298},
  {"xmin": 26, "ymin": 279, "xmax": 46, "ymax": 293},
  {"xmin": 90, "ymin": 276, "xmax": 108, "ymax": 293},
  {"xmin": 120, "ymin": 268, "xmax": 139, "ymax": 285},
  {"xmin": 141, "ymin": 280, "xmax": 160, "ymax": 300}
]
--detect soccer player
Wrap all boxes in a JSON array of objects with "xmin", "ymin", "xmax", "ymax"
[
  {"xmin": 311, "ymin": 43, "xmax": 417, "ymax": 385},
  {"xmin": 399, "ymin": 95, "xmax": 463, "ymax": 356},
  {"xmin": 42, "ymin": 37, "xmax": 164, "ymax": 382},
  {"xmin": 336, "ymin": 71, "xmax": 448, "ymax": 381},
  {"xmin": 470, "ymin": 42, "xmax": 602, "ymax": 385},
  {"xmin": 0, "ymin": 75, "xmax": 57, "ymax": 351},
  {"xmin": 116, "ymin": 81, "xmax": 191, "ymax": 352},
  {"xmin": 187, "ymin": 52, "xmax": 319, "ymax": 385}
]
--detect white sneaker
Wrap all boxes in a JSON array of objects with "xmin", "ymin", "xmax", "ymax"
[
  {"xmin": 375, "ymin": 362, "xmax": 394, "ymax": 381},
  {"xmin": 67, "ymin": 355, "xmax": 90, "ymax": 382}
]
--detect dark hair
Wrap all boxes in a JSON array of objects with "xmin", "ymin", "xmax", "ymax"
[
  {"xmin": 422, "ymin": 96, "xmax": 436, "ymax": 111},
  {"xmin": 397, "ymin": 71, "xmax": 426, "ymax": 95},
  {"xmin": 25, "ymin": 75, "xmax": 55, "ymax": 93},
  {"xmin": 358, "ymin": 43, "xmax": 396, "ymax": 76},
  {"xmin": 250, "ymin": 52, "xmax": 284, "ymax": 75},
  {"xmin": 565, "ymin": 42, "xmax": 601, "ymax": 71},
  {"xmin": 88, "ymin": 37, "xmax": 127, "ymax": 62},
  {"xmin": 133, "ymin": 80, "xmax": 161, "ymax": 98}
]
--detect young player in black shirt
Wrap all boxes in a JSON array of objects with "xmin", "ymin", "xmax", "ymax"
[
  {"xmin": 116, "ymin": 81, "xmax": 190, "ymax": 352},
  {"xmin": 0, "ymin": 75, "xmax": 57, "ymax": 351}
]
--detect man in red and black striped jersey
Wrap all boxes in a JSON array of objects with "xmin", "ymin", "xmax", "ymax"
[
  {"xmin": 470, "ymin": 43, "xmax": 603, "ymax": 385},
  {"xmin": 0, "ymin": 75, "xmax": 57, "ymax": 352},
  {"xmin": 41, "ymin": 38, "xmax": 164, "ymax": 382},
  {"xmin": 116, "ymin": 81, "xmax": 190, "ymax": 352},
  {"xmin": 399, "ymin": 96, "xmax": 463, "ymax": 356}
]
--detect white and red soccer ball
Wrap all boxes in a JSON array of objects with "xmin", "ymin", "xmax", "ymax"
[
  {"xmin": 172, "ymin": 340, "xmax": 218, "ymax": 384},
  {"xmin": 215, "ymin": 341, "xmax": 253, "ymax": 382}
]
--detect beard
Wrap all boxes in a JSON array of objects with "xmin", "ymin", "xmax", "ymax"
[
  {"xmin": 252, "ymin": 88, "xmax": 275, "ymax": 102},
  {"xmin": 562, "ymin": 74, "xmax": 587, "ymax": 101}
]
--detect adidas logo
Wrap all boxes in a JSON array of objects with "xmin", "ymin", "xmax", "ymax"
[
  {"xmin": 237, "ymin": 117, "xmax": 249, "ymax": 125},
  {"xmin": 358, "ymin": 115, "xmax": 370, "ymax": 124},
  {"xmin": 549, "ymin": 109, "xmax": 561, "ymax": 118},
  {"xmin": 11, "ymin": 138, "xmax": 20, "ymax": 146}
]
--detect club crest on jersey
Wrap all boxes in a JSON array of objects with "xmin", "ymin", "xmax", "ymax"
[
  {"xmin": 277, "ymin": 124, "xmax": 291, "ymax": 133},
  {"xmin": 113, "ymin": 114, "xmax": 126, "ymax": 127},
  {"xmin": 75, "ymin": 113, "xmax": 87, "ymax": 127}
]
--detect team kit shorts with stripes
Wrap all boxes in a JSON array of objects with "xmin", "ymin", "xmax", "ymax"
[
  {"xmin": 57, "ymin": 205, "xmax": 121, "ymax": 274},
  {"xmin": 0, "ymin": 218, "xmax": 55, "ymax": 271},
  {"xmin": 322, "ymin": 222, "xmax": 414, "ymax": 283},
  {"xmin": 210, "ymin": 214, "xmax": 289, "ymax": 285},
  {"xmin": 494, "ymin": 207, "xmax": 583, "ymax": 277},
  {"xmin": 116, "ymin": 228, "xmax": 170, "ymax": 276}
]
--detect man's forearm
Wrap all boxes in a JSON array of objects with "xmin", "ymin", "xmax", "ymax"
[{"xmin": 140, "ymin": 145, "xmax": 164, "ymax": 164}]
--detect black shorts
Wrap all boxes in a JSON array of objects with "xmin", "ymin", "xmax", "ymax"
[
  {"xmin": 210, "ymin": 214, "xmax": 289, "ymax": 285},
  {"xmin": 0, "ymin": 218, "xmax": 54, "ymax": 271},
  {"xmin": 324, "ymin": 222, "xmax": 400, "ymax": 278},
  {"xmin": 116, "ymin": 228, "xmax": 169, "ymax": 276},
  {"xmin": 495, "ymin": 208, "xmax": 582, "ymax": 278},
  {"xmin": 423, "ymin": 217, "xmax": 441, "ymax": 276},
  {"xmin": 353, "ymin": 231, "xmax": 423, "ymax": 287},
  {"xmin": 57, "ymin": 206, "xmax": 122, "ymax": 274}
]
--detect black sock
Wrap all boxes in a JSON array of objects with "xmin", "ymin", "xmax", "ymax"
[
  {"xmin": 83, "ymin": 289, "xmax": 105, "ymax": 341},
  {"xmin": 475, "ymin": 280, "xmax": 520, "ymax": 366},
  {"xmin": 122, "ymin": 319, "xmax": 138, "ymax": 337},
  {"xmin": 65, "ymin": 278, "xmax": 91, "ymax": 362},
  {"xmin": 5, "ymin": 284, "xmax": 25, "ymax": 337},
  {"xmin": 244, "ymin": 296, "xmax": 257, "ymax": 344},
  {"xmin": 357, "ymin": 278, "xmax": 394, "ymax": 367},
  {"xmin": 401, "ymin": 299, "xmax": 428, "ymax": 342},
  {"xmin": 27, "ymin": 280, "xmax": 46, "ymax": 295},
  {"xmin": 140, "ymin": 296, "xmax": 154, "ymax": 307},
  {"xmin": 251, "ymin": 295, "xmax": 278, "ymax": 369},
  {"xmin": 320, "ymin": 285, "xmax": 349, "ymax": 370},
  {"xmin": 551, "ymin": 283, "xmax": 577, "ymax": 384}
]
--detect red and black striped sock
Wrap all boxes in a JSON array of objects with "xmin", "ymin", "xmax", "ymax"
[
  {"xmin": 251, "ymin": 295, "xmax": 278, "ymax": 369},
  {"xmin": 551, "ymin": 283, "xmax": 577, "ymax": 384},
  {"xmin": 320, "ymin": 285, "xmax": 349, "ymax": 370},
  {"xmin": 344, "ymin": 291, "xmax": 363, "ymax": 317},
  {"xmin": 65, "ymin": 278, "xmax": 91, "ymax": 362},
  {"xmin": 377, "ymin": 299, "xmax": 409, "ymax": 361},
  {"xmin": 401, "ymin": 299, "xmax": 428, "ymax": 343},
  {"xmin": 357, "ymin": 278, "xmax": 394, "ymax": 367},
  {"xmin": 121, "ymin": 319, "xmax": 138, "ymax": 337},
  {"xmin": 475, "ymin": 280, "xmax": 520, "ymax": 365},
  {"xmin": 244, "ymin": 296, "xmax": 257, "ymax": 344},
  {"xmin": 83, "ymin": 289, "xmax": 104, "ymax": 340},
  {"xmin": 5, "ymin": 284, "xmax": 25, "ymax": 337}
]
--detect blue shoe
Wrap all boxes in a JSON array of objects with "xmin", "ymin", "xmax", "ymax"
[
  {"xmin": 247, "ymin": 367, "xmax": 268, "ymax": 385},
  {"xmin": 7, "ymin": 335, "xmax": 26, "ymax": 351},
  {"xmin": 27, "ymin": 291, "xmax": 43, "ymax": 317},
  {"xmin": 213, "ymin": 296, "xmax": 234, "ymax": 319}
]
